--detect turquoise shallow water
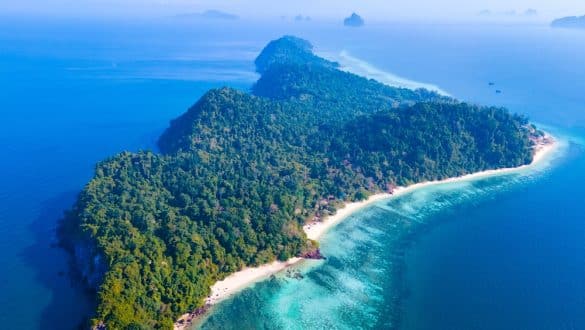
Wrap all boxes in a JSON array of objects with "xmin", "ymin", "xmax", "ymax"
[
  {"xmin": 401, "ymin": 140, "xmax": 585, "ymax": 330},
  {"xmin": 199, "ymin": 139, "xmax": 579, "ymax": 330},
  {"xmin": 198, "ymin": 23, "xmax": 585, "ymax": 330},
  {"xmin": 1, "ymin": 18, "xmax": 585, "ymax": 330}
]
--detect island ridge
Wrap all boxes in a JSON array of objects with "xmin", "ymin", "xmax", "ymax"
[{"xmin": 59, "ymin": 35, "xmax": 545, "ymax": 329}]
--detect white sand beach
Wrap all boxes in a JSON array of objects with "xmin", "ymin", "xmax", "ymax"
[
  {"xmin": 175, "ymin": 135, "xmax": 557, "ymax": 330},
  {"xmin": 203, "ymin": 257, "xmax": 302, "ymax": 305},
  {"xmin": 304, "ymin": 134, "xmax": 556, "ymax": 241}
]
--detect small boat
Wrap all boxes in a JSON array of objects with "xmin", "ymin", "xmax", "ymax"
[
  {"xmin": 488, "ymin": 82, "xmax": 495, "ymax": 86},
  {"xmin": 495, "ymin": 90, "xmax": 502, "ymax": 94}
]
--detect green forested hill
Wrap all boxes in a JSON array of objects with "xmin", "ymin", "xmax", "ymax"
[
  {"xmin": 253, "ymin": 63, "xmax": 442, "ymax": 109},
  {"xmin": 254, "ymin": 35, "xmax": 339, "ymax": 74},
  {"xmin": 60, "ymin": 36, "xmax": 537, "ymax": 329}
]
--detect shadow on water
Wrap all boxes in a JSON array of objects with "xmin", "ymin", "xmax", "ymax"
[{"xmin": 20, "ymin": 191, "xmax": 95, "ymax": 330}]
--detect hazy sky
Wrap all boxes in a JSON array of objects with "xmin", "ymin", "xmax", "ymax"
[{"xmin": 2, "ymin": 0, "xmax": 584, "ymax": 20}]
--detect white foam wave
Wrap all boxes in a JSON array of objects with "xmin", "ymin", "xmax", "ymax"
[{"xmin": 320, "ymin": 50, "xmax": 451, "ymax": 96}]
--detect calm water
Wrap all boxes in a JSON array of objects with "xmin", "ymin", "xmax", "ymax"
[
  {"xmin": 0, "ymin": 18, "xmax": 254, "ymax": 329},
  {"xmin": 0, "ymin": 18, "xmax": 584, "ymax": 330}
]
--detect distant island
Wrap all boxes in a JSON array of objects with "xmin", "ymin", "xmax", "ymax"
[
  {"xmin": 175, "ymin": 10, "xmax": 239, "ymax": 20},
  {"xmin": 551, "ymin": 15, "xmax": 585, "ymax": 29},
  {"xmin": 295, "ymin": 14, "xmax": 311, "ymax": 22},
  {"xmin": 59, "ymin": 35, "xmax": 543, "ymax": 329},
  {"xmin": 478, "ymin": 8, "xmax": 538, "ymax": 18},
  {"xmin": 343, "ymin": 13, "xmax": 365, "ymax": 27}
]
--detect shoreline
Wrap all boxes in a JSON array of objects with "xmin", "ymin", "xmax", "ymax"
[
  {"xmin": 305, "ymin": 134, "xmax": 556, "ymax": 241},
  {"xmin": 175, "ymin": 135, "xmax": 557, "ymax": 330}
]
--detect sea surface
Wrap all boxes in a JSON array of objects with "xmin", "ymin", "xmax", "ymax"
[{"xmin": 0, "ymin": 17, "xmax": 584, "ymax": 330}]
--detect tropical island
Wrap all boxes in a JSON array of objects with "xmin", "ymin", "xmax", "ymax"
[
  {"xmin": 343, "ymin": 13, "xmax": 365, "ymax": 27},
  {"xmin": 551, "ymin": 15, "xmax": 585, "ymax": 29},
  {"xmin": 175, "ymin": 10, "xmax": 239, "ymax": 20},
  {"xmin": 59, "ymin": 35, "xmax": 548, "ymax": 329}
]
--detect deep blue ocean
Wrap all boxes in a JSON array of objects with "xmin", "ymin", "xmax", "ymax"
[{"xmin": 0, "ymin": 17, "xmax": 584, "ymax": 330}]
